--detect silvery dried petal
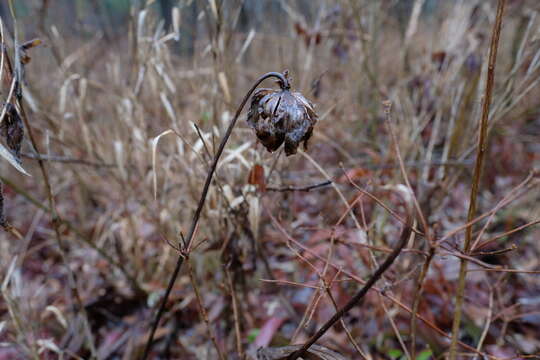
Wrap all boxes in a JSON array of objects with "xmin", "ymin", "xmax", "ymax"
[{"xmin": 247, "ymin": 88, "xmax": 317, "ymax": 156}]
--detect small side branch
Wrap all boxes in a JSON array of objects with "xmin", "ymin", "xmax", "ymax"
[
  {"xmin": 266, "ymin": 180, "xmax": 332, "ymax": 192},
  {"xmin": 287, "ymin": 212, "xmax": 413, "ymax": 360}
]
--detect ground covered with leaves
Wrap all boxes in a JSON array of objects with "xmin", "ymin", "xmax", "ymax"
[{"xmin": 0, "ymin": 1, "xmax": 540, "ymax": 359}]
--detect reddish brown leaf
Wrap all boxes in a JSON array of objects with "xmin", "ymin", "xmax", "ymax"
[
  {"xmin": 248, "ymin": 163, "xmax": 266, "ymax": 192},
  {"xmin": 338, "ymin": 167, "xmax": 371, "ymax": 183},
  {"xmin": 254, "ymin": 316, "xmax": 285, "ymax": 348}
]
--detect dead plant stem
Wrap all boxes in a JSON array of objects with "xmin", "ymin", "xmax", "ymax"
[
  {"xmin": 287, "ymin": 211, "xmax": 412, "ymax": 360},
  {"xmin": 226, "ymin": 267, "xmax": 244, "ymax": 359},
  {"xmin": 142, "ymin": 72, "xmax": 290, "ymax": 359},
  {"xmin": 187, "ymin": 259, "xmax": 225, "ymax": 360},
  {"xmin": 7, "ymin": 1, "xmax": 97, "ymax": 355},
  {"xmin": 410, "ymin": 247, "xmax": 435, "ymax": 358},
  {"xmin": 449, "ymin": 1, "xmax": 506, "ymax": 358}
]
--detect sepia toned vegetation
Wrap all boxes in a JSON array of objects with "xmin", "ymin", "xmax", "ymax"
[{"xmin": 0, "ymin": 0, "xmax": 539, "ymax": 359}]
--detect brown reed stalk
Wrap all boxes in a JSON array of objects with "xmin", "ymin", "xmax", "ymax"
[{"xmin": 449, "ymin": 0, "xmax": 506, "ymax": 358}]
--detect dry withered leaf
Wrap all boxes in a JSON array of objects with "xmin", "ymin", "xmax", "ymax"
[
  {"xmin": 256, "ymin": 345, "xmax": 347, "ymax": 360},
  {"xmin": 19, "ymin": 38, "xmax": 42, "ymax": 65},
  {"xmin": 1, "ymin": 103, "xmax": 24, "ymax": 160},
  {"xmin": 247, "ymin": 77, "xmax": 317, "ymax": 156},
  {"xmin": 248, "ymin": 163, "xmax": 266, "ymax": 192}
]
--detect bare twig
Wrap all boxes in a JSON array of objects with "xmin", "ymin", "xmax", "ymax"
[
  {"xmin": 341, "ymin": 169, "xmax": 424, "ymax": 237},
  {"xmin": 450, "ymin": 1, "xmax": 506, "ymax": 358},
  {"xmin": 382, "ymin": 100, "xmax": 431, "ymax": 241},
  {"xmin": 324, "ymin": 272, "xmax": 369, "ymax": 360},
  {"xmin": 187, "ymin": 259, "xmax": 225, "ymax": 360},
  {"xmin": 7, "ymin": 1, "xmax": 96, "ymax": 355},
  {"xmin": 474, "ymin": 287, "xmax": 494, "ymax": 360},
  {"xmin": 269, "ymin": 210, "xmax": 490, "ymax": 358},
  {"xmin": 436, "ymin": 172, "xmax": 534, "ymax": 247},
  {"xmin": 470, "ymin": 173, "xmax": 535, "ymax": 251},
  {"xmin": 225, "ymin": 267, "xmax": 244, "ymax": 359},
  {"xmin": 266, "ymin": 180, "xmax": 332, "ymax": 192},
  {"xmin": 410, "ymin": 247, "xmax": 435, "ymax": 358},
  {"xmin": 21, "ymin": 151, "xmax": 115, "ymax": 167},
  {"xmin": 474, "ymin": 218, "xmax": 540, "ymax": 251},
  {"xmin": 380, "ymin": 294, "xmax": 411, "ymax": 360},
  {"xmin": 286, "ymin": 208, "xmax": 413, "ymax": 359}
]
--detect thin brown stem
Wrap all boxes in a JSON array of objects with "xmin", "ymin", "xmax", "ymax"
[
  {"xmin": 342, "ymin": 168, "xmax": 424, "ymax": 237},
  {"xmin": 187, "ymin": 259, "xmax": 225, "ymax": 360},
  {"xmin": 141, "ymin": 71, "xmax": 289, "ymax": 359},
  {"xmin": 449, "ymin": 1, "xmax": 506, "ymax": 358},
  {"xmin": 473, "ymin": 217, "xmax": 540, "ymax": 252},
  {"xmin": 226, "ymin": 267, "xmax": 244, "ymax": 359},
  {"xmin": 266, "ymin": 180, "xmax": 332, "ymax": 192},
  {"xmin": 324, "ymin": 273, "xmax": 368, "ymax": 359},
  {"xmin": 269, "ymin": 210, "xmax": 490, "ymax": 358},
  {"xmin": 410, "ymin": 246, "xmax": 435, "ymax": 358},
  {"xmin": 7, "ymin": 2, "xmax": 96, "ymax": 354},
  {"xmin": 287, "ymin": 210, "xmax": 412, "ymax": 359},
  {"xmin": 21, "ymin": 151, "xmax": 115, "ymax": 167},
  {"xmin": 382, "ymin": 100, "xmax": 431, "ymax": 242}
]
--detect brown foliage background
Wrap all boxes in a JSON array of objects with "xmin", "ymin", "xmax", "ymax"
[{"xmin": 0, "ymin": 1, "xmax": 539, "ymax": 359}]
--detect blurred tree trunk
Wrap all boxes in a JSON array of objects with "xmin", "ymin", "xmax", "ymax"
[
  {"xmin": 159, "ymin": 0, "xmax": 174, "ymax": 31},
  {"xmin": 178, "ymin": 0, "xmax": 197, "ymax": 57},
  {"xmin": 0, "ymin": 2, "xmax": 13, "ymax": 33},
  {"xmin": 90, "ymin": 0, "xmax": 112, "ymax": 42},
  {"xmin": 296, "ymin": 0, "xmax": 316, "ymax": 22}
]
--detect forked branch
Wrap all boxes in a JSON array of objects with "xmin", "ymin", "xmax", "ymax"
[{"xmin": 287, "ymin": 207, "xmax": 413, "ymax": 360}]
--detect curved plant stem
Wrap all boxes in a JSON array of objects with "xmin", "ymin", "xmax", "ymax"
[
  {"xmin": 141, "ymin": 71, "xmax": 289, "ymax": 360},
  {"xmin": 449, "ymin": 1, "xmax": 506, "ymax": 358}
]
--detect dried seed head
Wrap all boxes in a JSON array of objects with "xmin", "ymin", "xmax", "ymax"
[
  {"xmin": 1, "ymin": 103, "xmax": 24, "ymax": 160},
  {"xmin": 247, "ymin": 75, "xmax": 317, "ymax": 156}
]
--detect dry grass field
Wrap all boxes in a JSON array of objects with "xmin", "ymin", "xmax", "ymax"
[{"xmin": 0, "ymin": 0, "xmax": 539, "ymax": 359}]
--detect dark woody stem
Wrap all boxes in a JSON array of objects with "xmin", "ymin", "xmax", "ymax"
[
  {"xmin": 141, "ymin": 72, "xmax": 289, "ymax": 360},
  {"xmin": 287, "ymin": 213, "xmax": 413, "ymax": 360}
]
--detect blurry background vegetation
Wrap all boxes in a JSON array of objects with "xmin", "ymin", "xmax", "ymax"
[
  {"xmin": 3, "ymin": 0, "xmax": 449, "ymax": 56},
  {"xmin": 0, "ymin": 0, "xmax": 539, "ymax": 359}
]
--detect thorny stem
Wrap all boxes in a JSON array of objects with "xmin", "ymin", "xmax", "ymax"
[
  {"xmin": 141, "ymin": 71, "xmax": 289, "ymax": 359},
  {"xmin": 287, "ymin": 212, "xmax": 413, "ymax": 360},
  {"xmin": 449, "ymin": 1, "xmax": 506, "ymax": 358}
]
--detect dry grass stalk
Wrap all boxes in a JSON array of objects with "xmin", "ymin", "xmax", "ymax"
[{"xmin": 450, "ymin": 2, "xmax": 507, "ymax": 358}]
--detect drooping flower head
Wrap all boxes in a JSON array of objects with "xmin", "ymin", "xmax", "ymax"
[{"xmin": 247, "ymin": 71, "xmax": 317, "ymax": 156}]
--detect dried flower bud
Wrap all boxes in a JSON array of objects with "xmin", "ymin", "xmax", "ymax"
[
  {"xmin": 1, "ymin": 103, "xmax": 24, "ymax": 160},
  {"xmin": 247, "ymin": 81, "xmax": 317, "ymax": 156}
]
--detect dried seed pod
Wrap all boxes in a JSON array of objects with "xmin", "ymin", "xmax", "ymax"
[
  {"xmin": 1, "ymin": 103, "xmax": 24, "ymax": 160},
  {"xmin": 19, "ymin": 39, "xmax": 42, "ymax": 65},
  {"xmin": 247, "ymin": 79, "xmax": 317, "ymax": 156}
]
